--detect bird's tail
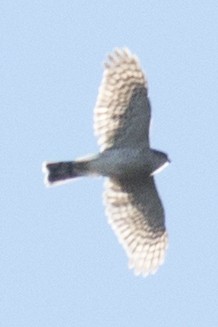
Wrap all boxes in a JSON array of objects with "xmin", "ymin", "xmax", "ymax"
[{"xmin": 42, "ymin": 156, "xmax": 96, "ymax": 186}]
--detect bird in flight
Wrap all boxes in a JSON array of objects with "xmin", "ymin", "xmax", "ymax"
[{"xmin": 43, "ymin": 48, "xmax": 170, "ymax": 277}]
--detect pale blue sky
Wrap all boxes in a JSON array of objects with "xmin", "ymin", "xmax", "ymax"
[{"xmin": 2, "ymin": 1, "xmax": 218, "ymax": 326}]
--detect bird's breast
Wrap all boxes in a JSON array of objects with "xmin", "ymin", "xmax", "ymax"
[{"xmin": 90, "ymin": 148, "xmax": 153, "ymax": 178}]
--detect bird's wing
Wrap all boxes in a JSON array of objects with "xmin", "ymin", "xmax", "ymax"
[
  {"xmin": 104, "ymin": 176, "xmax": 168, "ymax": 276},
  {"xmin": 94, "ymin": 48, "xmax": 151, "ymax": 151}
]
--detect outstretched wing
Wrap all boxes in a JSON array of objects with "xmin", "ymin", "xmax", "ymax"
[
  {"xmin": 104, "ymin": 176, "xmax": 168, "ymax": 276},
  {"xmin": 94, "ymin": 48, "xmax": 151, "ymax": 151}
]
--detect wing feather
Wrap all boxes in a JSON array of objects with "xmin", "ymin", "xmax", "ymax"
[
  {"xmin": 104, "ymin": 177, "xmax": 168, "ymax": 276},
  {"xmin": 94, "ymin": 48, "xmax": 150, "ymax": 151}
]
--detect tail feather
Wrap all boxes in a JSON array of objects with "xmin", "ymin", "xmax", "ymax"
[{"xmin": 42, "ymin": 160, "xmax": 90, "ymax": 186}]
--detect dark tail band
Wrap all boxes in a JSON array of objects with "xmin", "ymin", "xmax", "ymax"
[{"xmin": 42, "ymin": 160, "xmax": 89, "ymax": 186}]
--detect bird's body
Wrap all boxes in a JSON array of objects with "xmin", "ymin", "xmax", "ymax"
[
  {"xmin": 43, "ymin": 48, "xmax": 170, "ymax": 277},
  {"xmin": 91, "ymin": 148, "xmax": 168, "ymax": 178}
]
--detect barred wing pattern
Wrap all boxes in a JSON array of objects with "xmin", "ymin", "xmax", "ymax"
[
  {"xmin": 104, "ymin": 177, "xmax": 168, "ymax": 276},
  {"xmin": 94, "ymin": 48, "xmax": 168, "ymax": 276},
  {"xmin": 94, "ymin": 48, "xmax": 151, "ymax": 151}
]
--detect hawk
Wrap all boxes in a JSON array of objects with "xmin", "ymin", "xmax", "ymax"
[{"xmin": 43, "ymin": 48, "xmax": 170, "ymax": 277}]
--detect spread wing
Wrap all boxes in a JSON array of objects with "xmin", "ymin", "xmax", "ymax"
[
  {"xmin": 104, "ymin": 176, "xmax": 168, "ymax": 276},
  {"xmin": 94, "ymin": 48, "xmax": 151, "ymax": 151}
]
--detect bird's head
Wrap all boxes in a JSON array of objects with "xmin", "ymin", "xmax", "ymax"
[{"xmin": 150, "ymin": 150, "xmax": 171, "ymax": 176}]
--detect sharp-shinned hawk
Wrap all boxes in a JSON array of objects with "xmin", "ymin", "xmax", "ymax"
[{"xmin": 43, "ymin": 48, "xmax": 170, "ymax": 277}]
